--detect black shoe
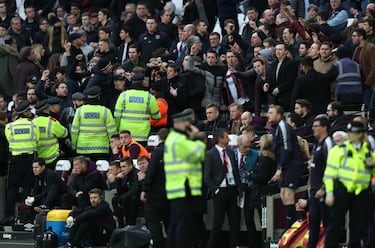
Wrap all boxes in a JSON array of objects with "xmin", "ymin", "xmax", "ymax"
[{"xmin": 34, "ymin": 205, "xmax": 50, "ymax": 213}]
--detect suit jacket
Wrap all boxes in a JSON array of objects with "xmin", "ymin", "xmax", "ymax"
[
  {"xmin": 204, "ymin": 146, "xmax": 242, "ymax": 198},
  {"xmin": 270, "ymin": 57, "xmax": 298, "ymax": 111},
  {"xmin": 291, "ymin": 69, "xmax": 331, "ymax": 115},
  {"xmin": 353, "ymin": 41, "xmax": 375, "ymax": 88}
]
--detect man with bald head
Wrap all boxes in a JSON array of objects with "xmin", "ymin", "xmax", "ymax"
[
  {"xmin": 240, "ymin": 111, "xmax": 267, "ymax": 133},
  {"xmin": 233, "ymin": 134, "xmax": 259, "ymax": 247}
]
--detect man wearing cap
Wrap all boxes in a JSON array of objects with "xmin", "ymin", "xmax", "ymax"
[
  {"xmin": 71, "ymin": 86, "xmax": 117, "ymax": 161},
  {"xmin": 25, "ymin": 75, "xmax": 39, "ymax": 90},
  {"xmin": 163, "ymin": 111, "xmax": 206, "ymax": 248},
  {"xmin": 60, "ymin": 92, "xmax": 86, "ymax": 133},
  {"xmin": 85, "ymin": 57, "xmax": 113, "ymax": 108},
  {"xmin": 3, "ymin": 101, "xmax": 39, "ymax": 224},
  {"xmin": 33, "ymin": 99, "xmax": 68, "ymax": 169},
  {"xmin": 114, "ymin": 72, "xmax": 160, "ymax": 146},
  {"xmin": 323, "ymin": 121, "xmax": 375, "ymax": 248}
]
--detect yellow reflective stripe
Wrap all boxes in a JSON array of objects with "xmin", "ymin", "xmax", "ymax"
[
  {"xmin": 165, "ymin": 168, "xmax": 201, "ymax": 175},
  {"xmin": 121, "ymin": 116, "xmax": 149, "ymax": 121},
  {"xmin": 38, "ymin": 143, "xmax": 57, "ymax": 148},
  {"xmin": 79, "ymin": 123, "xmax": 105, "ymax": 128},
  {"xmin": 326, "ymin": 163, "xmax": 337, "ymax": 170},
  {"xmin": 167, "ymin": 186, "xmax": 201, "ymax": 194},
  {"xmin": 10, "ymin": 147, "xmax": 36, "ymax": 152},
  {"xmin": 341, "ymin": 165, "xmax": 355, "ymax": 172},
  {"xmin": 132, "ymin": 134, "xmax": 148, "ymax": 139},
  {"xmin": 79, "ymin": 129, "xmax": 107, "ymax": 134}
]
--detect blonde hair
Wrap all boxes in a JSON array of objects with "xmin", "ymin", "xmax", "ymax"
[
  {"xmin": 297, "ymin": 136, "xmax": 310, "ymax": 159},
  {"xmin": 31, "ymin": 43, "xmax": 44, "ymax": 61},
  {"xmin": 259, "ymin": 134, "xmax": 275, "ymax": 161}
]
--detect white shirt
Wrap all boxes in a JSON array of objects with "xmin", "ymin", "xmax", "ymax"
[{"xmin": 215, "ymin": 145, "xmax": 236, "ymax": 187}]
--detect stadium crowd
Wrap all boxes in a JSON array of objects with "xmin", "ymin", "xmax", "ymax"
[{"xmin": 0, "ymin": 0, "xmax": 375, "ymax": 247}]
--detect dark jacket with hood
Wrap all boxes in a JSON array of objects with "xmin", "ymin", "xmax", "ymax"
[
  {"xmin": 85, "ymin": 66, "xmax": 114, "ymax": 109},
  {"xmin": 68, "ymin": 161, "xmax": 106, "ymax": 198}
]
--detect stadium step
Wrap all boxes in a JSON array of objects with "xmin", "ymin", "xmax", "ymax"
[{"xmin": 0, "ymin": 227, "xmax": 34, "ymax": 247}]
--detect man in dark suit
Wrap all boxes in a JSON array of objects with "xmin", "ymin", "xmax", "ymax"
[
  {"xmin": 270, "ymin": 43, "xmax": 298, "ymax": 112},
  {"xmin": 204, "ymin": 128, "xmax": 242, "ymax": 248},
  {"xmin": 291, "ymin": 56, "xmax": 331, "ymax": 115}
]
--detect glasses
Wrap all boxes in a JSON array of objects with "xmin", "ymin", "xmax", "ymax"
[{"xmin": 312, "ymin": 125, "xmax": 321, "ymax": 128}]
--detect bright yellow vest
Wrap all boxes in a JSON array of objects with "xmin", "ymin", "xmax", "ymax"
[
  {"xmin": 114, "ymin": 89, "xmax": 160, "ymax": 142},
  {"xmin": 5, "ymin": 118, "xmax": 39, "ymax": 156},
  {"xmin": 33, "ymin": 116, "xmax": 68, "ymax": 164},
  {"xmin": 324, "ymin": 140, "xmax": 375, "ymax": 195},
  {"xmin": 164, "ymin": 129, "xmax": 206, "ymax": 200},
  {"xmin": 71, "ymin": 104, "xmax": 117, "ymax": 154}
]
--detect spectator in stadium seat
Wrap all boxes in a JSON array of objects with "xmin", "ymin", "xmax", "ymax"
[
  {"xmin": 138, "ymin": 16, "xmax": 171, "ymax": 64},
  {"xmin": 327, "ymin": 0, "xmax": 348, "ymax": 34},
  {"xmin": 111, "ymin": 157, "xmax": 140, "ymax": 227},
  {"xmin": 269, "ymin": 43, "xmax": 298, "ymax": 112},
  {"xmin": 64, "ymin": 156, "xmax": 106, "ymax": 209},
  {"xmin": 203, "ymin": 103, "xmax": 227, "ymax": 134},
  {"xmin": 119, "ymin": 130, "xmax": 150, "ymax": 159},
  {"xmin": 13, "ymin": 46, "xmax": 41, "ymax": 93},
  {"xmin": 26, "ymin": 158, "xmax": 67, "ymax": 212},
  {"xmin": 66, "ymin": 188, "xmax": 116, "ymax": 247},
  {"xmin": 326, "ymin": 101, "xmax": 349, "ymax": 135},
  {"xmin": 292, "ymin": 57, "xmax": 331, "ymax": 115},
  {"xmin": 227, "ymin": 103, "xmax": 244, "ymax": 134}
]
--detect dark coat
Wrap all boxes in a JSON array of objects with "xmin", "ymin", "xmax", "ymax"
[
  {"xmin": 70, "ymin": 200, "xmax": 116, "ymax": 237},
  {"xmin": 115, "ymin": 167, "xmax": 140, "ymax": 204},
  {"xmin": 13, "ymin": 60, "xmax": 41, "ymax": 93},
  {"xmin": 291, "ymin": 69, "xmax": 331, "ymax": 115},
  {"xmin": 0, "ymin": 44, "xmax": 19, "ymax": 99},
  {"xmin": 68, "ymin": 162, "xmax": 106, "ymax": 197},
  {"xmin": 204, "ymin": 146, "xmax": 242, "ymax": 198},
  {"xmin": 142, "ymin": 143, "xmax": 167, "ymax": 207},
  {"xmin": 85, "ymin": 66, "xmax": 114, "ymax": 109},
  {"xmin": 31, "ymin": 167, "xmax": 66, "ymax": 202},
  {"xmin": 270, "ymin": 57, "xmax": 298, "ymax": 111}
]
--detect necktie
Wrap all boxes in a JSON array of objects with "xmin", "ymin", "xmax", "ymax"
[
  {"xmin": 222, "ymin": 149, "xmax": 229, "ymax": 186},
  {"xmin": 222, "ymin": 149, "xmax": 228, "ymax": 174},
  {"xmin": 240, "ymin": 155, "xmax": 245, "ymax": 169}
]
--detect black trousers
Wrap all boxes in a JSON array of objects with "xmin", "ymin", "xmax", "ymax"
[
  {"xmin": 167, "ymin": 196, "xmax": 204, "ymax": 248},
  {"xmin": 245, "ymin": 187, "xmax": 262, "ymax": 248},
  {"xmin": 325, "ymin": 181, "xmax": 369, "ymax": 248},
  {"xmin": 207, "ymin": 187, "xmax": 241, "ymax": 248},
  {"xmin": 145, "ymin": 199, "xmax": 169, "ymax": 248},
  {"xmin": 307, "ymin": 195, "xmax": 327, "ymax": 248},
  {"xmin": 33, "ymin": 184, "xmax": 61, "ymax": 208},
  {"xmin": 112, "ymin": 194, "xmax": 139, "ymax": 227},
  {"xmin": 68, "ymin": 220, "xmax": 109, "ymax": 246},
  {"xmin": 5, "ymin": 154, "xmax": 34, "ymax": 217}
]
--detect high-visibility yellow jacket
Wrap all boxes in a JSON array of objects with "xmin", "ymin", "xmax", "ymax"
[
  {"xmin": 33, "ymin": 115, "xmax": 68, "ymax": 164},
  {"xmin": 71, "ymin": 104, "xmax": 117, "ymax": 154},
  {"xmin": 324, "ymin": 140, "xmax": 375, "ymax": 195},
  {"xmin": 164, "ymin": 129, "xmax": 206, "ymax": 200},
  {"xmin": 114, "ymin": 89, "xmax": 160, "ymax": 142},
  {"xmin": 5, "ymin": 118, "xmax": 39, "ymax": 156}
]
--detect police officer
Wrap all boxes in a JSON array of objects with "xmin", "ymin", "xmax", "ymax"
[
  {"xmin": 3, "ymin": 101, "xmax": 39, "ymax": 224},
  {"xmin": 164, "ymin": 111, "xmax": 206, "ymax": 248},
  {"xmin": 33, "ymin": 99, "xmax": 68, "ymax": 169},
  {"xmin": 71, "ymin": 86, "xmax": 117, "ymax": 161},
  {"xmin": 114, "ymin": 72, "xmax": 160, "ymax": 147},
  {"xmin": 324, "ymin": 121, "xmax": 375, "ymax": 248}
]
